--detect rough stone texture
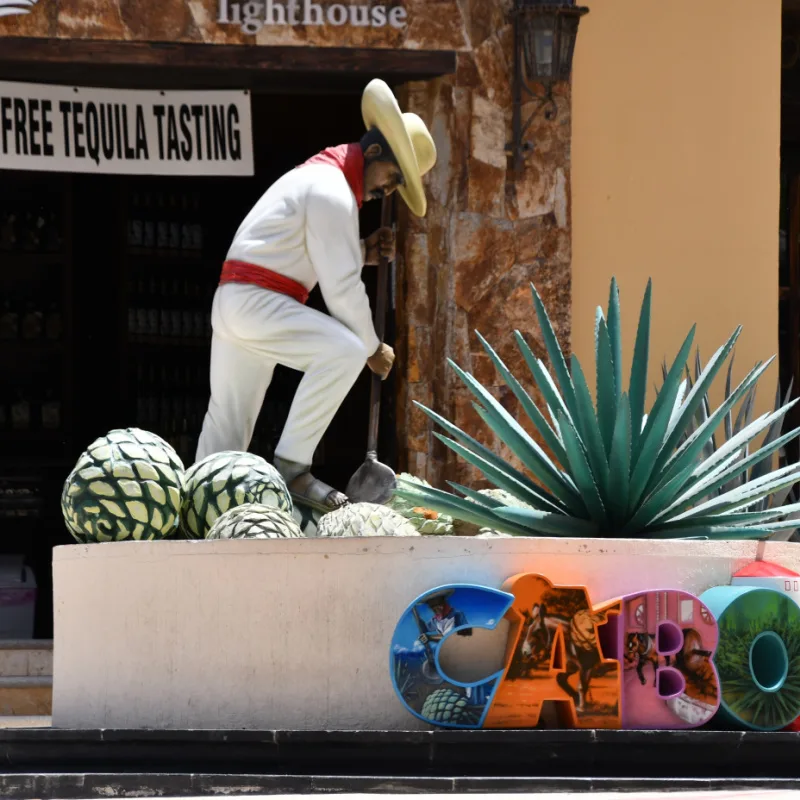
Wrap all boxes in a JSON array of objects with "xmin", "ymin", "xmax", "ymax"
[
  {"xmin": 0, "ymin": 0, "xmax": 468, "ymax": 48},
  {"xmin": 395, "ymin": 4, "xmax": 572, "ymax": 489}
]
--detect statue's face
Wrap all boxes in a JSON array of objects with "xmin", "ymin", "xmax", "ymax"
[
  {"xmin": 363, "ymin": 143, "xmax": 405, "ymax": 201},
  {"xmin": 429, "ymin": 601, "xmax": 445, "ymax": 615}
]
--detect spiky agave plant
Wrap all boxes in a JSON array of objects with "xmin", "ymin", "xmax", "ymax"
[
  {"xmin": 394, "ymin": 278, "xmax": 800, "ymax": 539},
  {"xmin": 660, "ymin": 352, "xmax": 800, "ymax": 541}
]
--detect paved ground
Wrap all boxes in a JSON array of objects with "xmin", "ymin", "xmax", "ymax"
[{"xmin": 62, "ymin": 793, "xmax": 800, "ymax": 800}]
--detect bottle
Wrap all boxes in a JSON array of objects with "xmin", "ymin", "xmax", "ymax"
[
  {"xmin": 142, "ymin": 193, "xmax": 155, "ymax": 254},
  {"xmin": 180, "ymin": 194, "xmax": 192, "ymax": 256},
  {"xmin": 45, "ymin": 301, "xmax": 63, "ymax": 340},
  {"xmin": 158, "ymin": 364, "xmax": 171, "ymax": 435},
  {"xmin": 135, "ymin": 276, "xmax": 147, "ymax": 337},
  {"xmin": 21, "ymin": 299, "xmax": 42, "ymax": 339},
  {"xmin": 0, "ymin": 211, "xmax": 16, "ymax": 251},
  {"xmin": 146, "ymin": 364, "xmax": 158, "ymax": 429},
  {"xmin": 181, "ymin": 279, "xmax": 193, "ymax": 338},
  {"xmin": 11, "ymin": 390, "xmax": 30, "ymax": 431},
  {"xmin": 41, "ymin": 386, "xmax": 61, "ymax": 431},
  {"xmin": 43, "ymin": 204, "xmax": 63, "ymax": 253},
  {"xmin": 192, "ymin": 281, "xmax": 204, "ymax": 339},
  {"xmin": 159, "ymin": 277, "xmax": 171, "ymax": 337},
  {"xmin": 170, "ymin": 277, "xmax": 182, "ymax": 338},
  {"xmin": 147, "ymin": 275, "xmax": 159, "ymax": 336},
  {"xmin": 34, "ymin": 201, "xmax": 48, "ymax": 253},
  {"xmin": 190, "ymin": 194, "xmax": 203, "ymax": 256},
  {"xmin": 127, "ymin": 192, "xmax": 143, "ymax": 253},
  {"xmin": 156, "ymin": 193, "xmax": 169, "ymax": 255},
  {"xmin": 135, "ymin": 363, "xmax": 146, "ymax": 426},
  {"xmin": 0, "ymin": 300, "xmax": 18, "ymax": 339},
  {"xmin": 168, "ymin": 194, "xmax": 181, "ymax": 254}
]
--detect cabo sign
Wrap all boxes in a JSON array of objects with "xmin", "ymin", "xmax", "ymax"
[{"xmin": 217, "ymin": 0, "xmax": 408, "ymax": 35}]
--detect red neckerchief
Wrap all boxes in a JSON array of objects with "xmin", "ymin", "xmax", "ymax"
[
  {"xmin": 299, "ymin": 143, "xmax": 365, "ymax": 208},
  {"xmin": 433, "ymin": 603, "xmax": 452, "ymax": 620}
]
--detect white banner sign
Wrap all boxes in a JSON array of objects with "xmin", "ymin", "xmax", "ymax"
[{"xmin": 0, "ymin": 81, "xmax": 254, "ymax": 176}]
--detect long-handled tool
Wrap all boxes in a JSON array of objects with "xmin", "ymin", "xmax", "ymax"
[
  {"xmin": 411, "ymin": 606, "xmax": 444, "ymax": 685},
  {"xmin": 345, "ymin": 195, "xmax": 397, "ymax": 504}
]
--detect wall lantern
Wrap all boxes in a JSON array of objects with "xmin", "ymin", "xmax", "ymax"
[{"xmin": 507, "ymin": 0, "xmax": 589, "ymax": 169}]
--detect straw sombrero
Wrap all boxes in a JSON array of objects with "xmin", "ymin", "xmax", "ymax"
[
  {"xmin": 361, "ymin": 79, "xmax": 437, "ymax": 218},
  {"xmin": 421, "ymin": 589, "xmax": 454, "ymax": 607}
]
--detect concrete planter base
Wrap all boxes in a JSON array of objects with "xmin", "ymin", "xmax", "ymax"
[{"xmin": 51, "ymin": 536, "xmax": 800, "ymax": 730}]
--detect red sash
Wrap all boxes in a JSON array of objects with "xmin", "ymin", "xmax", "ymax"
[{"xmin": 218, "ymin": 260, "xmax": 309, "ymax": 305}]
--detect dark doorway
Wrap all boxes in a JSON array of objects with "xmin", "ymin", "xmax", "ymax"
[{"xmin": 0, "ymin": 89, "xmax": 398, "ymax": 638}]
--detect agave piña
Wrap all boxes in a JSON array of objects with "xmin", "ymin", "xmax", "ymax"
[{"xmin": 394, "ymin": 278, "xmax": 800, "ymax": 540}]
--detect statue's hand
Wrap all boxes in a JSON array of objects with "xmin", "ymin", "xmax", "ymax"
[
  {"xmin": 365, "ymin": 226, "xmax": 395, "ymax": 265},
  {"xmin": 367, "ymin": 342, "xmax": 395, "ymax": 380}
]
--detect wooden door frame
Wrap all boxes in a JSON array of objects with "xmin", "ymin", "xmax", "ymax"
[{"xmin": 0, "ymin": 37, "xmax": 456, "ymax": 92}]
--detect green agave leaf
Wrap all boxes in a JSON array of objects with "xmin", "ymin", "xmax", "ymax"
[
  {"xmin": 434, "ymin": 432, "xmax": 578, "ymax": 514},
  {"xmin": 393, "ymin": 480, "xmax": 532, "ymax": 536},
  {"xmin": 642, "ymin": 525, "xmax": 772, "ymax": 541},
  {"xmin": 475, "ymin": 331, "xmax": 568, "ymax": 468},
  {"xmin": 569, "ymin": 354, "xmax": 611, "ymax": 498},
  {"xmin": 724, "ymin": 351, "xmax": 736, "ymax": 442},
  {"xmin": 530, "ymin": 282, "xmax": 578, "ymax": 420},
  {"xmin": 628, "ymin": 328, "xmax": 697, "ymax": 513},
  {"xmin": 596, "ymin": 318, "xmax": 617, "ymax": 458},
  {"xmin": 515, "ymin": 332, "xmax": 573, "ymax": 429},
  {"xmin": 657, "ymin": 426, "xmax": 800, "ymax": 522},
  {"xmin": 629, "ymin": 279, "xmax": 652, "ymax": 452},
  {"xmin": 650, "ymin": 501, "xmax": 800, "ymax": 530},
  {"xmin": 557, "ymin": 410, "xmax": 608, "ymax": 524},
  {"xmin": 767, "ymin": 480, "xmax": 799, "ymax": 512},
  {"xmin": 667, "ymin": 379, "xmax": 689, "ymax": 440},
  {"xmin": 668, "ymin": 462, "xmax": 800, "ymax": 522},
  {"xmin": 692, "ymin": 350, "xmax": 717, "ymax": 461},
  {"xmin": 606, "ymin": 277, "xmax": 623, "ymax": 406},
  {"xmin": 765, "ymin": 510, "xmax": 800, "ymax": 541},
  {"xmin": 468, "ymin": 401, "xmax": 577, "ymax": 505},
  {"xmin": 648, "ymin": 359, "xmax": 775, "ymax": 497},
  {"xmin": 674, "ymin": 400, "xmax": 798, "ymax": 497},
  {"xmin": 606, "ymin": 393, "xmax": 632, "ymax": 527},
  {"xmin": 494, "ymin": 504, "xmax": 599, "ymax": 537},
  {"xmin": 622, "ymin": 448, "xmax": 744, "ymax": 534},
  {"xmin": 447, "ymin": 482, "xmax": 508, "ymax": 509},
  {"xmin": 632, "ymin": 326, "xmax": 696, "ymax": 469},
  {"xmin": 651, "ymin": 327, "xmax": 742, "ymax": 479},
  {"xmin": 750, "ymin": 378, "xmax": 795, "ymax": 484},
  {"xmin": 413, "ymin": 401, "xmax": 573, "ymax": 513}
]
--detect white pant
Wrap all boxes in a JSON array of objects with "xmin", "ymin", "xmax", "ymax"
[{"xmin": 195, "ymin": 282, "xmax": 370, "ymax": 466}]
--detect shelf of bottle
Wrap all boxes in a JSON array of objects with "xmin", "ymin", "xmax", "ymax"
[
  {"xmin": 128, "ymin": 334, "xmax": 210, "ymax": 348},
  {"xmin": 0, "ymin": 253, "xmax": 68, "ymax": 268},
  {"xmin": 0, "ymin": 338, "xmax": 64, "ymax": 352},
  {"xmin": 125, "ymin": 252, "xmax": 213, "ymax": 268}
]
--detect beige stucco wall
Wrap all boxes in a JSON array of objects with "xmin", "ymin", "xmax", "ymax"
[{"xmin": 571, "ymin": 0, "xmax": 781, "ymax": 413}]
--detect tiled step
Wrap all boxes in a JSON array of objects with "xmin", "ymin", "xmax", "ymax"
[
  {"xmin": 0, "ymin": 640, "xmax": 52, "ymax": 678},
  {"xmin": 0, "ymin": 677, "xmax": 51, "ymax": 716},
  {"xmin": 0, "ymin": 715, "xmax": 50, "ymax": 728}
]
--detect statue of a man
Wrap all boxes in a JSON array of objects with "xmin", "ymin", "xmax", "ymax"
[{"xmin": 195, "ymin": 79, "xmax": 437, "ymax": 513}]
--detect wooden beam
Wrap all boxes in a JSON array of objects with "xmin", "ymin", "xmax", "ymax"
[{"xmin": 0, "ymin": 37, "xmax": 456, "ymax": 77}]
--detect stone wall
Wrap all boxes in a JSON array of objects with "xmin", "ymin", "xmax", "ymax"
[
  {"xmin": 0, "ymin": 0, "xmax": 464, "ymax": 49},
  {"xmin": 395, "ymin": 0, "xmax": 572, "ymax": 488}
]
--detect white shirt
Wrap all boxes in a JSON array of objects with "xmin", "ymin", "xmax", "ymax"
[{"xmin": 226, "ymin": 162, "xmax": 379, "ymax": 354}]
